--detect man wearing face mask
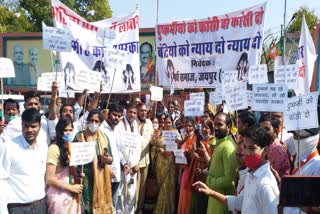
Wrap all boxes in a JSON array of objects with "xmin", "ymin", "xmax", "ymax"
[
  {"xmin": 206, "ymin": 112, "xmax": 238, "ymax": 214},
  {"xmin": 283, "ymin": 127, "xmax": 320, "ymax": 214},
  {"xmin": 0, "ymin": 99, "xmax": 20, "ymax": 136},
  {"xmin": 100, "ymin": 103, "xmax": 125, "ymax": 211},
  {"xmin": 135, "ymin": 103, "xmax": 153, "ymax": 213},
  {"xmin": 115, "ymin": 103, "xmax": 141, "ymax": 214}
]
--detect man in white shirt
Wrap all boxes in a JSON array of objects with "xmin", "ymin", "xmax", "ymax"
[
  {"xmin": 135, "ymin": 103, "xmax": 153, "ymax": 213},
  {"xmin": 115, "ymin": 103, "xmax": 141, "ymax": 214},
  {"xmin": 4, "ymin": 108, "xmax": 47, "ymax": 213},
  {"xmin": 3, "ymin": 92, "xmax": 51, "ymax": 145},
  {"xmin": 100, "ymin": 103, "xmax": 124, "ymax": 210},
  {"xmin": 193, "ymin": 126, "xmax": 279, "ymax": 214}
]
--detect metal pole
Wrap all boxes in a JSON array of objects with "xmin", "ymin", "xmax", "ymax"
[{"xmin": 283, "ymin": 0, "xmax": 287, "ymax": 65}]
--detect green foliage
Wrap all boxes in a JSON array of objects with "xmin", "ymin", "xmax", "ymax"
[
  {"xmin": 287, "ymin": 7, "xmax": 320, "ymax": 33},
  {"xmin": 74, "ymin": 0, "xmax": 112, "ymax": 22},
  {"xmin": 19, "ymin": 0, "xmax": 52, "ymax": 31},
  {"xmin": 0, "ymin": 5, "xmax": 34, "ymax": 32},
  {"xmin": 1, "ymin": 0, "xmax": 112, "ymax": 32}
]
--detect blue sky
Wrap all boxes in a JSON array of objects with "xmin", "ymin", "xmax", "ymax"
[{"xmin": 109, "ymin": 0, "xmax": 320, "ymax": 35}]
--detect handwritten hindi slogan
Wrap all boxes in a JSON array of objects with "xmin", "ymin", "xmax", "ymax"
[
  {"xmin": 69, "ymin": 142, "xmax": 96, "ymax": 166},
  {"xmin": 274, "ymin": 64, "xmax": 298, "ymax": 90},
  {"xmin": 37, "ymin": 72, "xmax": 64, "ymax": 91},
  {"xmin": 162, "ymin": 130, "xmax": 178, "ymax": 151},
  {"xmin": 247, "ymin": 90, "xmax": 253, "ymax": 107},
  {"xmin": 224, "ymin": 82, "xmax": 248, "ymax": 111},
  {"xmin": 248, "ymin": 64, "xmax": 268, "ymax": 84},
  {"xmin": 42, "ymin": 22, "xmax": 72, "ymax": 52},
  {"xmin": 284, "ymin": 92, "xmax": 319, "ymax": 131},
  {"xmin": 0, "ymin": 57, "xmax": 15, "ymax": 78},
  {"xmin": 51, "ymin": 0, "xmax": 140, "ymax": 93},
  {"xmin": 156, "ymin": 2, "xmax": 266, "ymax": 88},
  {"xmin": 222, "ymin": 70, "xmax": 238, "ymax": 86},
  {"xmin": 252, "ymin": 84, "xmax": 288, "ymax": 112},
  {"xmin": 209, "ymin": 86, "xmax": 224, "ymax": 106},
  {"xmin": 173, "ymin": 149, "xmax": 188, "ymax": 164},
  {"xmin": 119, "ymin": 131, "xmax": 141, "ymax": 167},
  {"xmin": 184, "ymin": 99, "xmax": 205, "ymax": 117},
  {"xmin": 190, "ymin": 92, "xmax": 205, "ymax": 102}
]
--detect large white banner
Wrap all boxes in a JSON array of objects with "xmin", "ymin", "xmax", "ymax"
[
  {"xmin": 156, "ymin": 2, "xmax": 266, "ymax": 88},
  {"xmin": 51, "ymin": 0, "xmax": 140, "ymax": 93}
]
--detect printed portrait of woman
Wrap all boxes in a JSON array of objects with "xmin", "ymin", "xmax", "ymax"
[
  {"xmin": 166, "ymin": 59, "xmax": 175, "ymax": 85},
  {"xmin": 236, "ymin": 52, "xmax": 249, "ymax": 81},
  {"xmin": 92, "ymin": 60, "xmax": 107, "ymax": 76},
  {"xmin": 123, "ymin": 64, "xmax": 135, "ymax": 90},
  {"xmin": 64, "ymin": 62, "xmax": 76, "ymax": 90}
]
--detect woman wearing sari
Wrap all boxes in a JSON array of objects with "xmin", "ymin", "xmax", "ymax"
[
  {"xmin": 73, "ymin": 109, "xmax": 113, "ymax": 214},
  {"xmin": 46, "ymin": 117, "xmax": 83, "ymax": 214},
  {"xmin": 189, "ymin": 119, "xmax": 215, "ymax": 214},
  {"xmin": 150, "ymin": 115, "xmax": 181, "ymax": 214},
  {"xmin": 177, "ymin": 118, "xmax": 197, "ymax": 214}
]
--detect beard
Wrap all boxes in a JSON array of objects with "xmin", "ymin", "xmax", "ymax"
[{"xmin": 215, "ymin": 129, "xmax": 227, "ymax": 139}]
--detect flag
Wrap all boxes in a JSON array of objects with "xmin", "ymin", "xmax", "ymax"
[
  {"xmin": 269, "ymin": 44, "xmax": 280, "ymax": 59},
  {"xmin": 295, "ymin": 15, "xmax": 318, "ymax": 95}
]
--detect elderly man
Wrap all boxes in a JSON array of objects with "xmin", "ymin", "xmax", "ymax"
[
  {"xmin": 135, "ymin": 103, "xmax": 153, "ymax": 213},
  {"xmin": 7, "ymin": 44, "xmax": 31, "ymax": 86},
  {"xmin": 28, "ymin": 47, "xmax": 42, "ymax": 85}
]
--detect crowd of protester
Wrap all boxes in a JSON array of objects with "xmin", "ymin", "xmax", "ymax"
[{"xmin": 0, "ymin": 82, "xmax": 320, "ymax": 214}]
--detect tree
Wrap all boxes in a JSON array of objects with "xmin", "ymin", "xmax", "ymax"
[
  {"xmin": 287, "ymin": 7, "xmax": 319, "ymax": 33},
  {"xmin": 0, "ymin": 5, "xmax": 34, "ymax": 32},
  {"xmin": 260, "ymin": 29, "xmax": 280, "ymax": 71},
  {"xmin": 1, "ymin": 0, "xmax": 113, "ymax": 32}
]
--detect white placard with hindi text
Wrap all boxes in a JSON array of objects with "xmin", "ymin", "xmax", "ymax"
[
  {"xmin": 150, "ymin": 86, "xmax": 163, "ymax": 101},
  {"xmin": 284, "ymin": 92, "xmax": 319, "ymax": 131},
  {"xmin": 0, "ymin": 57, "xmax": 15, "ymax": 78},
  {"xmin": 252, "ymin": 84, "xmax": 288, "ymax": 112},
  {"xmin": 69, "ymin": 142, "xmax": 96, "ymax": 166},
  {"xmin": 248, "ymin": 64, "xmax": 269, "ymax": 84},
  {"xmin": 224, "ymin": 82, "xmax": 248, "ymax": 111},
  {"xmin": 173, "ymin": 149, "xmax": 187, "ymax": 164},
  {"xmin": 209, "ymin": 86, "xmax": 224, "ymax": 106},
  {"xmin": 69, "ymin": 69, "xmax": 102, "ymax": 92},
  {"xmin": 247, "ymin": 90, "xmax": 253, "ymax": 107},
  {"xmin": 190, "ymin": 92, "xmax": 205, "ymax": 102},
  {"xmin": 37, "ymin": 72, "xmax": 64, "ymax": 91},
  {"xmin": 222, "ymin": 70, "xmax": 238, "ymax": 86},
  {"xmin": 274, "ymin": 64, "xmax": 298, "ymax": 90},
  {"xmin": 42, "ymin": 22, "xmax": 72, "ymax": 52},
  {"xmin": 59, "ymin": 91, "xmax": 75, "ymax": 98},
  {"xmin": 162, "ymin": 130, "xmax": 178, "ymax": 151},
  {"xmin": 184, "ymin": 99, "xmax": 205, "ymax": 117},
  {"xmin": 119, "ymin": 131, "xmax": 141, "ymax": 167}
]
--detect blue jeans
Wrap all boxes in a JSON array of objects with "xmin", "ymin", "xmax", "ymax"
[{"xmin": 112, "ymin": 182, "xmax": 120, "ymax": 209}]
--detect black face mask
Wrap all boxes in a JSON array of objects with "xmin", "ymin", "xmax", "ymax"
[{"xmin": 215, "ymin": 129, "xmax": 227, "ymax": 139}]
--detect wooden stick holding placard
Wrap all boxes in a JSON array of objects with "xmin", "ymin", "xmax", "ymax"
[
  {"xmin": 106, "ymin": 68, "xmax": 117, "ymax": 110},
  {"xmin": 1, "ymin": 78, "xmax": 4, "ymax": 124}
]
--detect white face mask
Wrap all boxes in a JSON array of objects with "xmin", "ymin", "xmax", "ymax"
[
  {"xmin": 87, "ymin": 123, "xmax": 99, "ymax": 134},
  {"xmin": 293, "ymin": 134, "xmax": 319, "ymax": 161}
]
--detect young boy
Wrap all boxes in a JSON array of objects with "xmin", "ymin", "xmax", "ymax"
[{"xmin": 193, "ymin": 126, "xmax": 279, "ymax": 214}]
